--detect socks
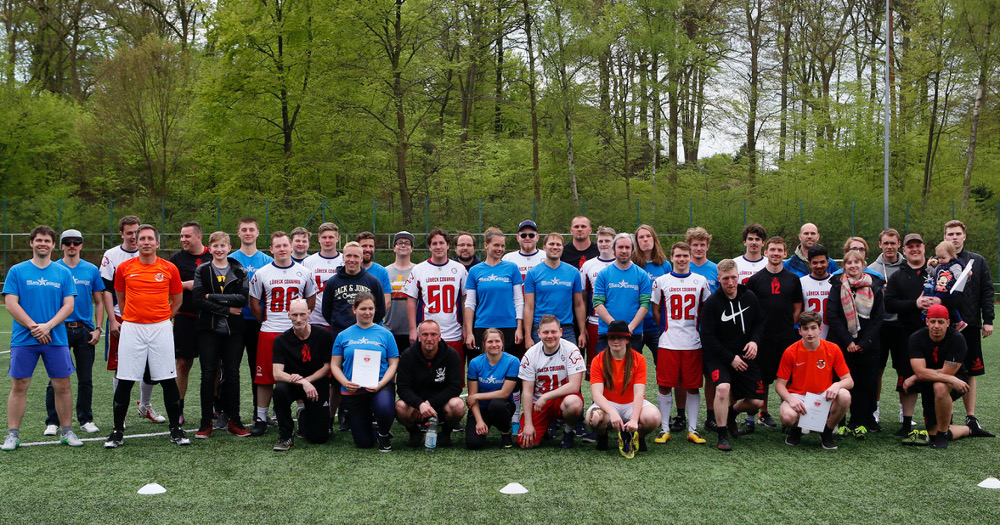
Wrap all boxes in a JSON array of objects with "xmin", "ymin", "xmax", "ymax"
[
  {"xmin": 256, "ymin": 406, "xmax": 268, "ymax": 421},
  {"xmin": 657, "ymin": 392, "xmax": 673, "ymax": 432},
  {"xmin": 140, "ymin": 380, "xmax": 155, "ymax": 405},
  {"xmin": 706, "ymin": 409, "xmax": 715, "ymax": 423},
  {"xmin": 178, "ymin": 398, "xmax": 185, "ymax": 413},
  {"xmin": 8, "ymin": 429, "xmax": 19, "ymax": 438},
  {"xmin": 685, "ymin": 392, "xmax": 700, "ymax": 433},
  {"xmin": 902, "ymin": 415, "xmax": 913, "ymax": 429},
  {"xmin": 60, "ymin": 425, "xmax": 72, "ymax": 436}
]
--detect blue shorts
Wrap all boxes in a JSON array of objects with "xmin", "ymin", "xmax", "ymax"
[{"xmin": 8, "ymin": 345, "xmax": 75, "ymax": 379}]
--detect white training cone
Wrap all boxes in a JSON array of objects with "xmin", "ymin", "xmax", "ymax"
[
  {"xmin": 137, "ymin": 483, "xmax": 167, "ymax": 495},
  {"xmin": 978, "ymin": 477, "xmax": 1000, "ymax": 489},
  {"xmin": 500, "ymin": 482, "xmax": 528, "ymax": 495}
]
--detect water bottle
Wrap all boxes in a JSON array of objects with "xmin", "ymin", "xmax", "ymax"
[{"xmin": 425, "ymin": 416, "xmax": 438, "ymax": 453}]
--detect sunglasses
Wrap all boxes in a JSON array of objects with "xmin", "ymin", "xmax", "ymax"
[
  {"xmin": 519, "ymin": 232, "xmax": 537, "ymax": 239},
  {"xmin": 62, "ymin": 240, "xmax": 83, "ymax": 246}
]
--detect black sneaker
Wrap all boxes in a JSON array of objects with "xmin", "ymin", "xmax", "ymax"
[
  {"xmin": 894, "ymin": 421, "xmax": 915, "ymax": 436},
  {"xmin": 669, "ymin": 415, "xmax": 686, "ymax": 432},
  {"xmin": 705, "ymin": 418, "xmax": 719, "ymax": 432},
  {"xmin": 560, "ymin": 429, "xmax": 576, "ymax": 449},
  {"xmin": 501, "ymin": 433, "xmax": 514, "ymax": 449},
  {"xmin": 785, "ymin": 427, "xmax": 802, "ymax": 446},
  {"xmin": 637, "ymin": 436, "xmax": 648, "ymax": 452},
  {"xmin": 438, "ymin": 428, "xmax": 453, "ymax": 448},
  {"xmin": 717, "ymin": 435, "xmax": 731, "ymax": 451},
  {"xmin": 758, "ymin": 412, "xmax": 778, "ymax": 427},
  {"xmin": 250, "ymin": 417, "xmax": 267, "ymax": 437},
  {"xmin": 930, "ymin": 430, "xmax": 950, "ymax": 449},
  {"xmin": 104, "ymin": 430, "xmax": 124, "ymax": 449},
  {"xmin": 377, "ymin": 433, "xmax": 392, "ymax": 452},
  {"xmin": 407, "ymin": 429, "xmax": 422, "ymax": 448},
  {"xmin": 575, "ymin": 421, "xmax": 596, "ymax": 443},
  {"xmin": 967, "ymin": 416, "xmax": 996, "ymax": 438},
  {"xmin": 869, "ymin": 420, "xmax": 883, "ymax": 433},
  {"xmin": 596, "ymin": 432, "xmax": 608, "ymax": 451},
  {"xmin": 273, "ymin": 437, "xmax": 294, "ymax": 451},
  {"xmin": 821, "ymin": 430, "xmax": 837, "ymax": 450},
  {"xmin": 169, "ymin": 427, "xmax": 191, "ymax": 446},
  {"xmin": 727, "ymin": 411, "xmax": 741, "ymax": 438}
]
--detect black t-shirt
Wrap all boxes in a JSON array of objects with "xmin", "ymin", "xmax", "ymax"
[
  {"xmin": 561, "ymin": 242, "xmax": 600, "ymax": 269},
  {"xmin": 746, "ymin": 267, "xmax": 803, "ymax": 342},
  {"xmin": 170, "ymin": 247, "xmax": 210, "ymax": 313},
  {"xmin": 273, "ymin": 325, "xmax": 334, "ymax": 378},
  {"xmin": 908, "ymin": 327, "xmax": 968, "ymax": 377}
]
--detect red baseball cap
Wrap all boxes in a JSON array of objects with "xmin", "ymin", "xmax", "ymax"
[{"xmin": 927, "ymin": 304, "xmax": 949, "ymax": 320}]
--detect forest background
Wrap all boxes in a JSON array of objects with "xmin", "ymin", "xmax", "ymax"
[{"xmin": 2, "ymin": 0, "xmax": 1000, "ymax": 276}]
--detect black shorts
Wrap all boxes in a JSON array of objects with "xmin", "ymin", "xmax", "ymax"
[
  {"xmin": 173, "ymin": 314, "xmax": 199, "ymax": 360},
  {"xmin": 705, "ymin": 358, "xmax": 765, "ymax": 401},
  {"xmin": 915, "ymin": 378, "xmax": 967, "ymax": 425},
  {"xmin": 757, "ymin": 336, "xmax": 797, "ymax": 385},
  {"xmin": 964, "ymin": 326, "xmax": 985, "ymax": 377}
]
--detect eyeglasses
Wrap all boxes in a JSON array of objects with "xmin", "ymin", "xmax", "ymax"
[
  {"xmin": 395, "ymin": 241, "xmax": 412, "ymax": 247},
  {"xmin": 519, "ymin": 232, "xmax": 536, "ymax": 239},
  {"xmin": 62, "ymin": 240, "xmax": 83, "ymax": 246}
]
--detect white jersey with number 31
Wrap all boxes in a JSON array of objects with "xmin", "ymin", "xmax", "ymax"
[{"xmin": 402, "ymin": 259, "xmax": 467, "ymax": 342}]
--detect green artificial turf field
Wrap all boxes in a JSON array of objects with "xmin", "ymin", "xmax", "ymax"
[{"xmin": 1, "ymin": 303, "xmax": 999, "ymax": 523}]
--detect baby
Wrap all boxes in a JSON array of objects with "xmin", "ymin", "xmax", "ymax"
[{"xmin": 925, "ymin": 241, "xmax": 967, "ymax": 331}]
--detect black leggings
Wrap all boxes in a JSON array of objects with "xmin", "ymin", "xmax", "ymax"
[
  {"xmin": 273, "ymin": 380, "xmax": 331, "ymax": 444},
  {"xmin": 113, "ymin": 364, "xmax": 182, "ymax": 431},
  {"xmin": 465, "ymin": 398, "xmax": 516, "ymax": 450}
]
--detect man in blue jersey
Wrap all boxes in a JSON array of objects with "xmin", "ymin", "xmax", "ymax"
[
  {"xmin": 42, "ymin": 229, "xmax": 105, "ymax": 436},
  {"xmin": 356, "ymin": 231, "xmax": 392, "ymax": 309},
  {"xmin": 3, "ymin": 225, "xmax": 80, "ymax": 450},
  {"xmin": 523, "ymin": 233, "xmax": 586, "ymax": 348},
  {"xmin": 593, "ymin": 233, "xmax": 652, "ymax": 353},
  {"xmin": 230, "ymin": 217, "xmax": 273, "ymax": 427}
]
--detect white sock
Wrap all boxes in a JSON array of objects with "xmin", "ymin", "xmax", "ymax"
[
  {"xmin": 874, "ymin": 401, "xmax": 880, "ymax": 422},
  {"xmin": 256, "ymin": 406, "xmax": 268, "ymax": 421},
  {"xmin": 112, "ymin": 377, "xmax": 119, "ymax": 392},
  {"xmin": 512, "ymin": 392, "xmax": 522, "ymax": 425},
  {"xmin": 899, "ymin": 403, "xmax": 904, "ymax": 423},
  {"xmin": 140, "ymin": 380, "xmax": 154, "ymax": 405},
  {"xmin": 686, "ymin": 392, "xmax": 701, "ymax": 433},
  {"xmin": 657, "ymin": 392, "xmax": 673, "ymax": 433}
]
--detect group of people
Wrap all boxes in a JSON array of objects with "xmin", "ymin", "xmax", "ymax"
[{"xmin": 2, "ymin": 214, "xmax": 994, "ymax": 455}]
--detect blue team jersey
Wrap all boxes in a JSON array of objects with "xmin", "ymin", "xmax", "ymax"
[
  {"xmin": 593, "ymin": 262, "xmax": 653, "ymax": 335},
  {"xmin": 524, "ymin": 261, "xmax": 583, "ymax": 325},
  {"xmin": 3, "ymin": 260, "xmax": 77, "ymax": 346},
  {"xmin": 466, "ymin": 261, "xmax": 522, "ymax": 328},
  {"xmin": 56, "ymin": 259, "xmax": 105, "ymax": 329},
  {"xmin": 467, "ymin": 352, "xmax": 519, "ymax": 407},
  {"xmin": 690, "ymin": 260, "xmax": 719, "ymax": 293},
  {"xmin": 365, "ymin": 262, "xmax": 392, "ymax": 298},
  {"xmin": 332, "ymin": 323, "xmax": 399, "ymax": 393},
  {"xmin": 232, "ymin": 250, "xmax": 273, "ymax": 319},
  {"xmin": 640, "ymin": 261, "xmax": 670, "ymax": 333}
]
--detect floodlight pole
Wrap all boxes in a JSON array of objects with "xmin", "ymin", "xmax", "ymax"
[{"xmin": 883, "ymin": 0, "xmax": 892, "ymax": 229}]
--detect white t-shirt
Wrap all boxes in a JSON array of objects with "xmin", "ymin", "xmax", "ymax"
[
  {"xmin": 651, "ymin": 272, "xmax": 711, "ymax": 350},
  {"xmin": 502, "ymin": 250, "xmax": 546, "ymax": 281},
  {"xmin": 402, "ymin": 259, "xmax": 467, "ymax": 342},
  {"xmin": 302, "ymin": 252, "xmax": 343, "ymax": 326},
  {"xmin": 800, "ymin": 274, "xmax": 833, "ymax": 338},
  {"xmin": 100, "ymin": 245, "xmax": 139, "ymax": 317},
  {"xmin": 249, "ymin": 262, "xmax": 315, "ymax": 333},
  {"xmin": 735, "ymin": 255, "xmax": 767, "ymax": 284},
  {"xmin": 580, "ymin": 256, "xmax": 614, "ymax": 325},
  {"xmin": 518, "ymin": 338, "xmax": 586, "ymax": 402}
]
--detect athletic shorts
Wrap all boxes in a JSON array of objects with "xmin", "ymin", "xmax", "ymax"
[
  {"xmin": 254, "ymin": 331, "xmax": 281, "ymax": 385},
  {"xmin": 656, "ymin": 348, "xmax": 703, "ymax": 389},
  {"xmin": 117, "ymin": 320, "xmax": 176, "ymax": 382},
  {"xmin": 586, "ymin": 399, "xmax": 654, "ymax": 424},
  {"xmin": 758, "ymin": 336, "xmax": 797, "ymax": 384},
  {"xmin": 519, "ymin": 392, "xmax": 583, "ymax": 446},
  {"xmin": 172, "ymin": 314, "xmax": 199, "ymax": 360},
  {"xmin": 912, "ymin": 379, "xmax": 966, "ymax": 402},
  {"xmin": 882, "ymin": 323, "xmax": 910, "ymax": 374},
  {"xmin": 8, "ymin": 345, "xmax": 74, "ymax": 379},
  {"xmin": 107, "ymin": 314, "xmax": 123, "ymax": 371},
  {"xmin": 705, "ymin": 358, "xmax": 765, "ymax": 401},
  {"xmin": 964, "ymin": 327, "xmax": 985, "ymax": 377}
]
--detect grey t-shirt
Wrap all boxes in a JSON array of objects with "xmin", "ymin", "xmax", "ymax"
[{"xmin": 384, "ymin": 264, "xmax": 413, "ymax": 335}]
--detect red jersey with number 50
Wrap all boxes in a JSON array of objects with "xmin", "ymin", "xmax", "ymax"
[
  {"xmin": 249, "ymin": 261, "xmax": 315, "ymax": 333},
  {"xmin": 651, "ymin": 272, "xmax": 711, "ymax": 350},
  {"xmin": 402, "ymin": 259, "xmax": 467, "ymax": 342}
]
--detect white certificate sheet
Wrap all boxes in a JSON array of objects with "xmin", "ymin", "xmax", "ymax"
[
  {"xmin": 951, "ymin": 261, "xmax": 975, "ymax": 293},
  {"xmin": 351, "ymin": 349, "xmax": 381, "ymax": 389},
  {"xmin": 798, "ymin": 392, "xmax": 832, "ymax": 433}
]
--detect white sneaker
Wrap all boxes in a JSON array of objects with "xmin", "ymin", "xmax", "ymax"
[
  {"xmin": 81, "ymin": 422, "xmax": 100, "ymax": 434},
  {"xmin": 61, "ymin": 430, "xmax": 84, "ymax": 447},
  {"xmin": 138, "ymin": 402, "xmax": 167, "ymax": 423},
  {"xmin": 44, "ymin": 424, "xmax": 58, "ymax": 436},
  {"xmin": 2, "ymin": 434, "xmax": 20, "ymax": 451}
]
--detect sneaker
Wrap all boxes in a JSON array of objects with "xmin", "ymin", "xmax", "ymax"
[
  {"xmin": 785, "ymin": 427, "xmax": 802, "ymax": 446},
  {"xmin": 273, "ymin": 437, "xmax": 294, "ymax": 451},
  {"xmin": 227, "ymin": 420, "xmax": 251, "ymax": 437},
  {"xmin": 104, "ymin": 430, "xmax": 124, "ymax": 449},
  {"xmin": 930, "ymin": 430, "xmax": 950, "ymax": 450},
  {"xmin": 266, "ymin": 415, "xmax": 277, "ymax": 427},
  {"xmin": 44, "ymin": 424, "xmax": 58, "ymax": 436},
  {"xmin": 653, "ymin": 430, "xmax": 671, "ymax": 443},
  {"xmin": 740, "ymin": 421, "xmax": 756, "ymax": 435},
  {"xmin": 853, "ymin": 425, "xmax": 868, "ymax": 440},
  {"xmin": 195, "ymin": 425, "xmax": 213, "ymax": 439},
  {"xmin": 137, "ymin": 402, "xmax": 167, "ymax": 423},
  {"xmin": 170, "ymin": 427, "xmax": 191, "ymax": 446},
  {"xmin": 377, "ymin": 433, "xmax": 392, "ymax": 452},
  {"xmin": 902, "ymin": 429, "xmax": 930, "ymax": 446},
  {"xmin": 618, "ymin": 431, "xmax": 638, "ymax": 458},
  {"xmin": 2, "ymin": 434, "xmax": 20, "ymax": 451},
  {"xmin": 835, "ymin": 425, "xmax": 851, "ymax": 437},
  {"xmin": 669, "ymin": 415, "xmax": 686, "ymax": 432},
  {"xmin": 758, "ymin": 412, "xmax": 778, "ymax": 428},
  {"xmin": 705, "ymin": 418, "xmax": 719, "ymax": 432},
  {"xmin": 81, "ymin": 422, "xmax": 100, "ymax": 434},
  {"xmin": 868, "ymin": 420, "xmax": 883, "ymax": 433},
  {"xmin": 61, "ymin": 430, "xmax": 84, "ymax": 447},
  {"xmin": 579, "ymin": 429, "xmax": 597, "ymax": 444},
  {"xmin": 501, "ymin": 433, "xmax": 514, "ymax": 449},
  {"xmin": 596, "ymin": 432, "xmax": 609, "ymax": 451},
  {"xmin": 250, "ymin": 417, "xmax": 267, "ymax": 437},
  {"xmin": 687, "ymin": 431, "xmax": 707, "ymax": 444},
  {"xmin": 967, "ymin": 416, "xmax": 996, "ymax": 438},
  {"xmin": 438, "ymin": 428, "xmax": 453, "ymax": 448},
  {"xmin": 213, "ymin": 412, "xmax": 229, "ymax": 430},
  {"xmin": 726, "ymin": 411, "xmax": 740, "ymax": 438},
  {"xmin": 821, "ymin": 431, "xmax": 838, "ymax": 450},
  {"xmin": 407, "ymin": 430, "xmax": 423, "ymax": 448},
  {"xmin": 717, "ymin": 435, "xmax": 732, "ymax": 451},
  {"xmin": 560, "ymin": 429, "xmax": 576, "ymax": 449},
  {"xmin": 894, "ymin": 421, "xmax": 915, "ymax": 436}
]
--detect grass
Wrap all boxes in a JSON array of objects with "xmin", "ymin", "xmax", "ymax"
[{"xmin": 2, "ymin": 303, "xmax": 1000, "ymax": 523}]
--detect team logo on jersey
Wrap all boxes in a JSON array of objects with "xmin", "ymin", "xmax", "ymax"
[
  {"xmin": 712, "ymin": 369, "xmax": 720, "ymax": 382},
  {"xmin": 26, "ymin": 277, "xmax": 60, "ymax": 289},
  {"xmin": 155, "ymin": 273, "xmax": 164, "ymax": 282},
  {"xmin": 609, "ymin": 279, "xmax": 638, "ymax": 290},
  {"xmin": 302, "ymin": 343, "xmax": 312, "ymax": 362},
  {"xmin": 434, "ymin": 367, "xmax": 447, "ymax": 383},
  {"xmin": 771, "ymin": 277, "xmax": 781, "ymax": 294},
  {"xmin": 972, "ymin": 358, "xmax": 984, "ymax": 371},
  {"xmin": 721, "ymin": 303, "xmax": 749, "ymax": 332},
  {"xmin": 816, "ymin": 359, "xmax": 826, "ymax": 370},
  {"xmin": 540, "ymin": 277, "xmax": 571, "ymax": 287},
  {"xmin": 347, "ymin": 337, "xmax": 381, "ymax": 348},
  {"xmin": 480, "ymin": 273, "xmax": 509, "ymax": 283},
  {"xmin": 451, "ymin": 268, "xmax": 458, "ymax": 274}
]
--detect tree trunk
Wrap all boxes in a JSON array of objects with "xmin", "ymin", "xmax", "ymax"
[
  {"xmin": 523, "ymin": 0, "xmax": 540, "ymax": 201},
  {"xmin": 962, "ymin": 76, "xmax": 986, "ymax": 208},
  {"xmin": 494, "ymin": 0, "xmax": 504, "ymax": 134},
  {"xmin": 921, "ymin": 70, "xmax": 940, "ymax": 202}
]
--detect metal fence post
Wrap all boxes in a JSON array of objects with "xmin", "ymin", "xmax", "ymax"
[
  {"xmin": 265, "ymin": 198, "xmax": 270, "ymax": 234},
  {"xmin": 743, "ymin": 199, "xmax": 747, "ymax": 226},
  {"xmin": 161, "ymin": 198, "xmax": 166, "ymax": 233},
  {"xmin": 582, "ymin": 198, "xmax": 586, "ymax": 216},
  {"xmin": 952, "ymin": 201, "xmax": 955, "ymax": 219},
  {"xmin": 478, "ymin": 198, "xmax": 482, "ymax": 234},
  {"xmin": 58, "ymin": 198, "xmax": 62, "ymax": 232},
  {"xmin": 635, "ymin": 199, "xmax": 640, "ymax": 229},
  {"xmin": 851, "ymin": 200, "xmax": 855, "ymax": 236},
  {"xmin": 799, "ymin": 200, "xmax": 803, "ymax": 226},
  {"xmin": 906, "ymin": 201, "xmax": 910, "ymax": 233},
  {"xmin": 372, "ymin": 198, "xmax": 377, "ymax": 234},
  {"xmin": 425, "ymin": 198, "xmax": 430, "ymax": 234},
  {"xmin": 322, "ymin": 198, "xmax": 326, "ymax": 222},
  {"xmin": 689, "ymin": 199, "xmax": 693, "ymax": 228}
]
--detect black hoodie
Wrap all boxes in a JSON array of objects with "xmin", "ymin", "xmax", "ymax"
[{"xmin": 700, "ymin": 284, "xmax": 764, "ymax": 365}]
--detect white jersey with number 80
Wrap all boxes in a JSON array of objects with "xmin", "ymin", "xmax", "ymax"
[{"xmin": 249, "ymin": 262, "xmax": 315, "ymax": 333}]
